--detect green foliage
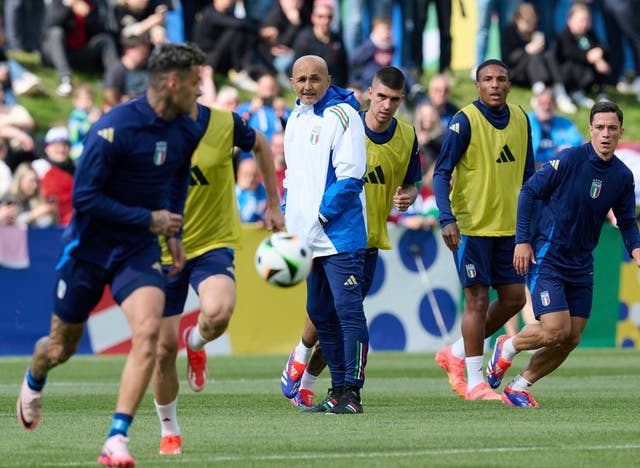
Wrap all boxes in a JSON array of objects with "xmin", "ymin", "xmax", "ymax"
[
  {"xmin": 1, "ymin": 350, "xmax": 639, "ymax": 467},
  {"xmin": 6, "ymin": 52, "xmax": 97, "ymax": 133}
]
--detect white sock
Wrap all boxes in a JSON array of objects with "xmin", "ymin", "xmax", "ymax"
[
  {"xmin": 465, "ymin": 355, "xmax": 484, "ymax": 389},
  {"xmin": 502, "ymin": 337, "xmax": 518, "ymax": 361},
  {"xmin": 532, "ymin": 81, "xmax": 545, "ymax": 95},
  {"xmin": 293, "ymin": 339, "xmax": 313, "ymax": 363},
  {"xmin": 553, "ymin": 82, "xmax": 568, "ymax": 97},
  {"xmin": 188, "ymin": 326, "xmax": 207, "ymax": 352},
  {"xmin": 510, "ymin": 374, "xmax": 533, "ymax": 392},
  {"xmin": 299, "ymin": 370, "xmax": 317, "ymax": 391},
  {"xmin": 451, "ymin": 338, "xmax": 466, "ymax": 359},
  {"xmin": 154, "ymin": 398, "xmax": 180, "ymax": 437}
]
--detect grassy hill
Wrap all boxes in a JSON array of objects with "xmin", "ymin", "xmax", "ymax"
[{"xmin": 12, "ymin": 51, "xmax": 640, "ymax": 143}]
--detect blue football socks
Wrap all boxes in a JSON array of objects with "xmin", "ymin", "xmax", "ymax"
[
  {"xmin": 108, "ymin": 413, "xmax": 133, "ymax": 437},
  {"xmin": 26, "ymin": 369, "xmax": 46, "ymax": 391}
]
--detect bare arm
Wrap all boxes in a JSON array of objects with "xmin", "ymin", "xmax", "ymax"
[
  {"xmin": 632, "ymin": 247, "xmax": 640, "ymax": 268},
  {"xmin": 165, "ymin": 236, "xmax": 186, "ymax": 278},
  {"xmin": 441, "ymin": 221, "xmax": 461, "ymax": 252},
  {"xmin": 393, "ymin": 184, "xmax": 418, "ymax": 212},
  {"xmin": 0, "ymin": 105, "xmax": 35, "ymax": 131},
  {"xmin": 252, "ymin": 131, "xmax": 285, "ymax": 232},
  {"xmin": 0, "ymin": 125, "xmax": 34, "ymax": 151},
  {"xmin": 121, "ymin": 5, "xmax": 167, "ymax": 38},
  {"xmin": 149, "ymin": 210, "xmax": 183, "ymax": 237},
  {"xmin": 513, "ymin": 242, "xmax": 537, "ymax": 275}
]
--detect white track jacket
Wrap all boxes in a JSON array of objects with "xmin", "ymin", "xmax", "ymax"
[{"xmin": 283, "ymin": 86, "xmax": 367, "ymax": 258}]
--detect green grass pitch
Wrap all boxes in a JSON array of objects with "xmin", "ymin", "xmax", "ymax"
[{"xmin": 1, "ymin": 350, "xmax": 639, "ymax": 467}]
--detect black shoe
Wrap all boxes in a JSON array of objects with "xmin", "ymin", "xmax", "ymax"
[
  {"xmin": 301, "ymin": 386, "xmax": 342, "ymax": 413},
  {"xmin": 326, "ymin": 383, "xmax": 363, "ymax": 414}
]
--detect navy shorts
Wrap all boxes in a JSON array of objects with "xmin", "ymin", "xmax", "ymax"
[
  {"xmin": 163, "ymin": 248, "xmax": 235, "ymax": 317},
  {"xmin": 529, "ymin": 267, "xmax": 593, "ymax": 319},
  {"xmin": 454, "ymin": 235, "xmax": 523, "ymax": 288},
  {"xmin": 54, "ymin": 245, "xmax": 166, "ymax": 324}
]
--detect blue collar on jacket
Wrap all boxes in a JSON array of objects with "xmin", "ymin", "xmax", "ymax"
[{"xmin": 296, "ymin": 85, "xmax": 360, "ymax": 116}]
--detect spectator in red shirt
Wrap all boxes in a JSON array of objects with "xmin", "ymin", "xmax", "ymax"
[
  {"xmin": 32, "ymin": 127, "xmax": 75, "ymax": 225},
  {"xmin": 40, "ymin": 0, "xmax": 119, "ymax": 97}
]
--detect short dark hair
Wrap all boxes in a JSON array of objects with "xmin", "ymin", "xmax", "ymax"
[
  {"xmin": 590, "ymin": 100, "xmax": 623, "ymax": 126},
  {"xmin": 147, "ymin": 43, "xmax": 206, "ymax": 88},
  {"xmin": 373, "ymin": 66, "xmax": 406, "ymax": 91},
  {"xmin": 476, "ymin": 59, "xmax": 510, "ymax": 81}
]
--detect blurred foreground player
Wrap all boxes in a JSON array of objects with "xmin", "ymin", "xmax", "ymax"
[
  {"xmin": 16, "ymin": 43, "xmax": 207, "ymax": 467},
  {"xmin": 151, "ymin": 109, "xmax": 284, "ymax": 454}
]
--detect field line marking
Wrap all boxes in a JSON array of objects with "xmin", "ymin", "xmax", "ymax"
[{"xmin": 32, "ymin": 444, "xmax": 640, "ymax": 466}]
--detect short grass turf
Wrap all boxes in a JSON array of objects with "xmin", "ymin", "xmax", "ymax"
[{"xmin": 1, "ymin": 349, "xmax": 639, "ymax": 467}]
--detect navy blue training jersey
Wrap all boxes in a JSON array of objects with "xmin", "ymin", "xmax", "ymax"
[
  {"xmin": 63, "ymin": 96, "xmax": 209, "ymax": 269},
  {"xmin": 517, "ymin": 142, "xmax": 640, "ymax": 279}
]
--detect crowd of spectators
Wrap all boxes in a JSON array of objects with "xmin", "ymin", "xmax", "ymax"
[
  {"xmin": 2, "ymin": 0, "xmax": 640, "ymax": 231},
  {"xmin": 500, "ymin": 2, "xmax": 577, "ymax": 113}
]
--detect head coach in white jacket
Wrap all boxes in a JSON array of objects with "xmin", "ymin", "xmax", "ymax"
[{"xmin": 283, "ymin": 55, "xmax": 368, "ymax": 414}]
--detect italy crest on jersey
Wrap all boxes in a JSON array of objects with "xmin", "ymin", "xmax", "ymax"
[
  {"xmin": 590, "ymin": 179, "xmax": 602, "ymax": 199},
  {"xmin": 310, "ymin": 126, "xmax": 321, "ymax": 145},
  {"xmin": 540, "ymin": 290, "xmax": 551, "ymax": 306},
  {"xmin": 465, "ymin": 263, "xmax": 476, "ymax": 278},
  {"xmin": 154, "ymin": 141, "xmax": 167, "ymax": 166}
]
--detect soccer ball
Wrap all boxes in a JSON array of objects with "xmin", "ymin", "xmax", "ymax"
[{"xmin": 254, "ymin": 232, "xmax": 312, "ymax": 287}]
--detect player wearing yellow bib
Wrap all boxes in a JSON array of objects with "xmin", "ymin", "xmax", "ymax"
[
  {"xmin": 151, "ymin": 106, "xmax": 284, "ymax": 454},
  {"xmin": 280, "ymin": 66, "xmax": 421, "ymax": 408},
  {"xmin": 432, "ymin": 59, "xmax": 535, "ymax": 401}
]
